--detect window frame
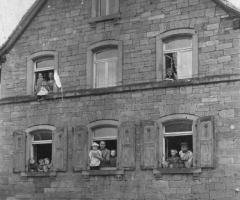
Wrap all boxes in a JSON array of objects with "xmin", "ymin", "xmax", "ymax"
[
  {"xmin": 86, "ymin": 40, "xmax": 123, "ymax": 89},
  {"xmin": 156, "ymin": 29, "xmax": 198, "ymax": 81},
  {"xmin": 27, "ymin": 51, "xmax": 58, "ymax": 95},
  {"xmin": 25, "ymin": 125, "xmax": 56, "ymax": 172},
  {"xmin": 90, "ymin": 0, "xmax": 120, "ymax": 23},
  {"xmin": 87, "ymin": 120, "xmax": 120, "ymax": 170}
]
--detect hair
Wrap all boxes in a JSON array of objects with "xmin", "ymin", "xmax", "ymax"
[{"xmin": 100, "ymin": 141, "xmax": 106, "ymax": 145}]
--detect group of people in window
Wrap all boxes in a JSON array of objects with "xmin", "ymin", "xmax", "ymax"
[
  {"xmin": 28, "ymin": 157, "xmax": 52, "ymax": 172},
  {"xmin": 89, "ymin": 141, "xmax": 117, "ymax": 170},
  {"xmin": 163, "ymin": 142, "xmax": 193, "ymax": 168},
  {"xmin": 35, "ymin": 72, "xmax": 54, "ymax": 101}
]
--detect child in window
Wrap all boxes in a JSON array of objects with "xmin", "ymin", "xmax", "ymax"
[
  {"xmin": 165, "ymin": 68, "xmax": 178, "ymax": 81},
  {"xmin": 43, "ymin": 158, "xmax": 52, "ymax": 172},
  {"xmin": 36, "ymin": 79, "xmax": 50, "ymax": 101},
  {"xmin": 167, "ymin": 149, "xmax": 180, "ymax": 168},
  {"xmin": 89, "ymin": 142, "xmax": 102, "ymax": 170},
  {"xmin": 38, "ymin": 159, "xmax": 45, "ymax": 171},
  {"xmin": 28, "ymin": 158, "xmax": 38, "ymax": 172},
  {"xmin": 109, "ymin": 150, "xmax": 117, "ymax": 167},
  {"xmin": 47, "ymin": 72, "xmax": 55, "ymax": 93},
  {"xmin": 179, "ymin": 142, "xmax": 193, "ymax": 168}
]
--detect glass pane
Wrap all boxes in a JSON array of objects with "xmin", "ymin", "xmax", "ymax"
[
  {"xmin": 165, "ymin": 37, "xmax": 192, "ymax": 51},
  {"xmin": 100, "ymin": 0, "xmax": 107, "ymax": 16},
  {"xmin": 36, "ymin": 59, "xmax": 54, "ymax": 69},
  {"xmin": 177, "ymin": 50, "xmax": 192, "ymax": 79},
  {"xmin": 108, "ymin": 60, "xmax": 117, "ymax": 86},
  {"xmin": 96, "ymin": 49, "xmax": 118, "ymax": 60},
  {"xmin": 109, "ymin": 0, "xmax": 118, "ymax": 15},
  {"xmin": 165, "ymin": 122, "xmax": 192, "ymax": 133},
  {"xmin": 95, "ymin": 62, "xmax": 106, "ymax": 88},
  {"xmin": 94, "ymin": 127, "xmax": 118, "ymax": 138},
  {"xmin": 33, "ymin": 132, "xmax": 52, "ymax": 141}
]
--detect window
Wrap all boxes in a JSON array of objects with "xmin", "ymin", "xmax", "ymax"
[
  {"xmin": 156, "ymin": 29, "xmax": 198, "ymax": 81},
  {"xmin": 93, "ymin": 49, "xmax": 118, "ymax": 88},
  {"xmin": 86, "ymin": 40, "xmax": 122, "ymax": 89},
  {"xmin": 141, "ymin": 115, "xmax": 215, "ymax": 178},
  {"xmin": 13, "ymin": 125, "xmax": 67, "ymax": 176},
  {"xmin": 90, "ymin": 0, "xmax": 120, "ymax": 23},
  {"xmin": 27, "ymin": 51, "xmax": 58, "ymax": 95}
]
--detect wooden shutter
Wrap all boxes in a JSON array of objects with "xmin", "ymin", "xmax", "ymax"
[
  {"xmin": 118, "ymin": 122, "xmax": 135, "ymax": 170},
  {"xmin": 141, "ymin": 121, "xmax": 158, "ymax": 169},
  {"xmin": 197, "ymin": 116, "xmax": 215, "ymax": 168},
  {"xmin": 52, "ymin": 127, "xmax": 68, "ymax": 171},
  {"xmin": 72, "ymin": 125, "xmax": 88, "ymax": 171},
  {"xmin": 13, "ymin": 131, "xmax": 26, "ymax": 172}
]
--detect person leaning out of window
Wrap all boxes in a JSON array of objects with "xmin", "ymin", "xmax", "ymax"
[
  {"xmin": 165, "ymin": 68, "xmax": 178, "ymax": 81},
  {"xmin": 99, "ymin": 141, "xmax": 110, "ymax": 167}
]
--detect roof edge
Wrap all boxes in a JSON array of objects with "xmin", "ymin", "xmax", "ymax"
[
  {"xmin": 213, "ymin": 0, "xmax": 240, "ymax": 16},
  {"xmin": 0, "ymin": 0, "xmax": 48, "ymax": 56}
]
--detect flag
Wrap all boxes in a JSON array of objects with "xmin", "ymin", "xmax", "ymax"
[{"xmin": 54, "ymin": 71, "xmax": 62, "ymax": 88}]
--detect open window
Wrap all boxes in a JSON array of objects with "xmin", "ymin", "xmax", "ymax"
[
  {"xmin": 141, "ymin": 115, "xmax": 215, "ymax": 178},
  {"xmin": 27, "ymin": 51, "xmax": 58, "ymax": 95},
  {"xmin": 13, "ymin": 125, "xmax": 68, "ymax": 176},
  {"xmin": 156, "ymin": 29, "xmax": 198, "ymax": 82}
]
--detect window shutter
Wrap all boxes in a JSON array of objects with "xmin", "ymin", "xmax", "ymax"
[
  {"xmin": 72, "ymin": 125, "xmax": 87, "ymax": 171},
  {"xmin": 118, "ymin": 122, "xmax": 135, "ymax": 170},
  {"xmin": 141, "ymin": 121, "xmax": 158, "ymax": 169},
  {"xmin": 52, "ymin": 127, "xmax": 68, "ymax": 171},
  {"xmin": 197, "ymin": 116, "xmax": 215, "ymax": 168},
  {"xmin": 13, "ymin": 131, "xmax": 26, "ymax": 172}
]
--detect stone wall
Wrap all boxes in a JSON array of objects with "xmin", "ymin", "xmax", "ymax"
[{"xmin": 0, "ymin": 0, "xmax": 240, "ymax": 199}]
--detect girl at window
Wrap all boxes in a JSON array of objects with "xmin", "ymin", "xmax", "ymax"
[
  {"xmin": 35, "ymin": 73, "xmax": 50, "ymax": 101},
  {"xmin": 89, "ymin": 142, "xmax": 102, "ymax": 170},
  {"xmin": 165, "ymin": 68, "xmax": 178, "ymax": 81},
  {"xmin": 109, "ymin": 150, "xmax": 117, "ymax": 167}
]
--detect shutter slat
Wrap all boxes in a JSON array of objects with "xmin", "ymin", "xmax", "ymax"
[
  {"xmin": 141, "ymin": 121, "xmax": 158, "ymax": 169},
  {"xmin": 13, "ymin": 131, "xmax": 26, "ymax": 172},
  {"xmin": 197, "ymin": 116, "xmax": 215, "ymax": 168},
  {"xmin": 72, "ymin": 125, "xmax": 87, "ymax": 171},
  {"xmin": 118, "ymin": 122, "xmax": 135, "ymax": 170},
  {"xmin": 52, "ymin": 127, "xmax": 67, "ymax": 171}
]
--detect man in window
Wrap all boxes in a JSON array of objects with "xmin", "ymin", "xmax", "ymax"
[
  {"xmin": 99, "ymin": 141, "xmax": 110, "ymax": 167},
  {"xmin": 179, "ymin": 142, "xmax": 193, "ymax": 168}
]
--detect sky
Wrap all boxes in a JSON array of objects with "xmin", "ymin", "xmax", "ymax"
[{"xmin": 0, "ymin": 0, "xmax": 240, "ymax": 46}]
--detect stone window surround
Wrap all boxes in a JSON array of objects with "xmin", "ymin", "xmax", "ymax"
[
  {"xmin": 27, "ymin": 51, "xmax": 58, "ymax": 95},
  {"xmin": 86, "ymin": 40, "xmax": 123, "ymax": 89},
  {"xmin": 82, "ymin": 120, "xmax": 124, "ymax": 180},
  {"xmin": 21, "ymin": 125, "xmax": 57, "ymax": 178},
  {"xmin": 154, "ymin": 114, "xmax": 201, "ymax": 180},
  {"xmin": 89, "ymin": 0, "xmax": 120, "ymax": 24},
  {"xmin": 156, "ymin": 29, "xmax": 198, "ymax": 82}
]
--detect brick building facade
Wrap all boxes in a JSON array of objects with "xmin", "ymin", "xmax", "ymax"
[{"xmin": 0, "ymin": 0, "xmax": 240, "ymax": 199}]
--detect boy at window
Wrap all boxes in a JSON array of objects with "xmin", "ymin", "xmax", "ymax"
[
  {"xmin": 179, "ymin": 142, "xmax": 193, "ymax": 168},
  {"xmin": 99, "ymin": 141, "xmax": 110, "ymax": 167},
  {"xmin": 165, "ymin": 68, "xmax": 178, "ymax": 81},
  {"xmin": 89, "ymin": 142, "xmax": 102, "ymax": 170},
  {"xmin": 110, "ymin": 150, "xmax": 117, "ymax": 167},
  {"xmin": 167, "ymin": 149, "xmax": 180, "ymax": 168}
]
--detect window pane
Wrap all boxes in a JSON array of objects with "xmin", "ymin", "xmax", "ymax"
[
  {"xmin": 95, "ymin": 62, "xmax": 106, "ymax": 88},
  {"xmin": 109, "ymin": 0, "xmax": 118, "ymax": 15},
  {"xmin": 177, "ymin": 50, "xmax": 192, "ymax": 79},
  {"xmin": 108, "ymin": 60, "xmax": 117, "ymax": 86},
  {"xmin": 94, "ymin": 127, "xmax": 118, "ymax": 138},
  {"xmin": 33, "ymin": 143, "xmax": 52, "ymax": 162},
  {"xmin": 100, "ymin": 0, "xmax": 107, "ymax": 16},
  {"xmin": 165, "ymin": 37, "xmax": 192, "ymax": 51},
  {"xmin": 33, "ymin": 132, "xmax": 52, "ymax": 141},
  {"xmin": 165, "ymin": 122, "xmax": 192, "ymax": 133},
  {"xmin": 96, "ymin": 49, "xmax": 118, "ymax": 60},
  {"xmin": 36, "ymin": 59, "xmax": 54, "ymax": 69}
]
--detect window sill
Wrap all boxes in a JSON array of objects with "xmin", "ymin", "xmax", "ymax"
[
  {"xmin": 21, "ymin": 172, "xmax": 57, "ymax": 178},
  {"xmin": 82, "ymin": 169, "xmax": 124, "ymax": 181},
  {"xmin": 153, "ymin": 168, "xmax": 201, "ymax": 180},
  {"xmin": 89, "ymin": 13, "xmax": 120, "ymax": 24}
]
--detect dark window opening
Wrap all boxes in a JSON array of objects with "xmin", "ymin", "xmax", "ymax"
[
  {"xmin": 165, "ymin": 53, "xmax": 177, "ymax": 80},
  {"xmin": 33, "ymin": 144, "xmax": 52, "ymax": 164},
  {"xmin": 165, "ymin": 135, "xmax": 192, "ymax": 160}
]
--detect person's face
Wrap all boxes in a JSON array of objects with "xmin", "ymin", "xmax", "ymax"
[
  {"xmin": 167, "ymin": 69, "xmax": 173, "ymax": 76},
  {"xmin": 49, "ymin": 73, "xmax": 53, "ymax": 79},
  {"xmin": 38, "ymin": 73, "xmax": 43, "ymax": 78},
  {"xmin": 181, "ymin": 145, "xmax": 188, "ymax": 153},
  {"xmin": 39, "ymin": 159, "xmax": 44, "ymax": 165},
  {"xmin": 45, "ymin": 159, "xmax": 49, "ymax": 165},
  {"xmin": 29, "ymin": 158, "xmax": 35, "ymax": 164},
  {"xmin": 100, "ymin": 141, "xmax": 105, "ymax": 150},
  {"xmin": 92, "ymin": 146, "xmax": 98, "ymax": 150},
  {"xmin": 170, "ymin": 150, "xmax": 177, "ymax": 157},
  {"xmin": 111, "ymin": 150, "xmax": 116, "ymax": 157}
]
